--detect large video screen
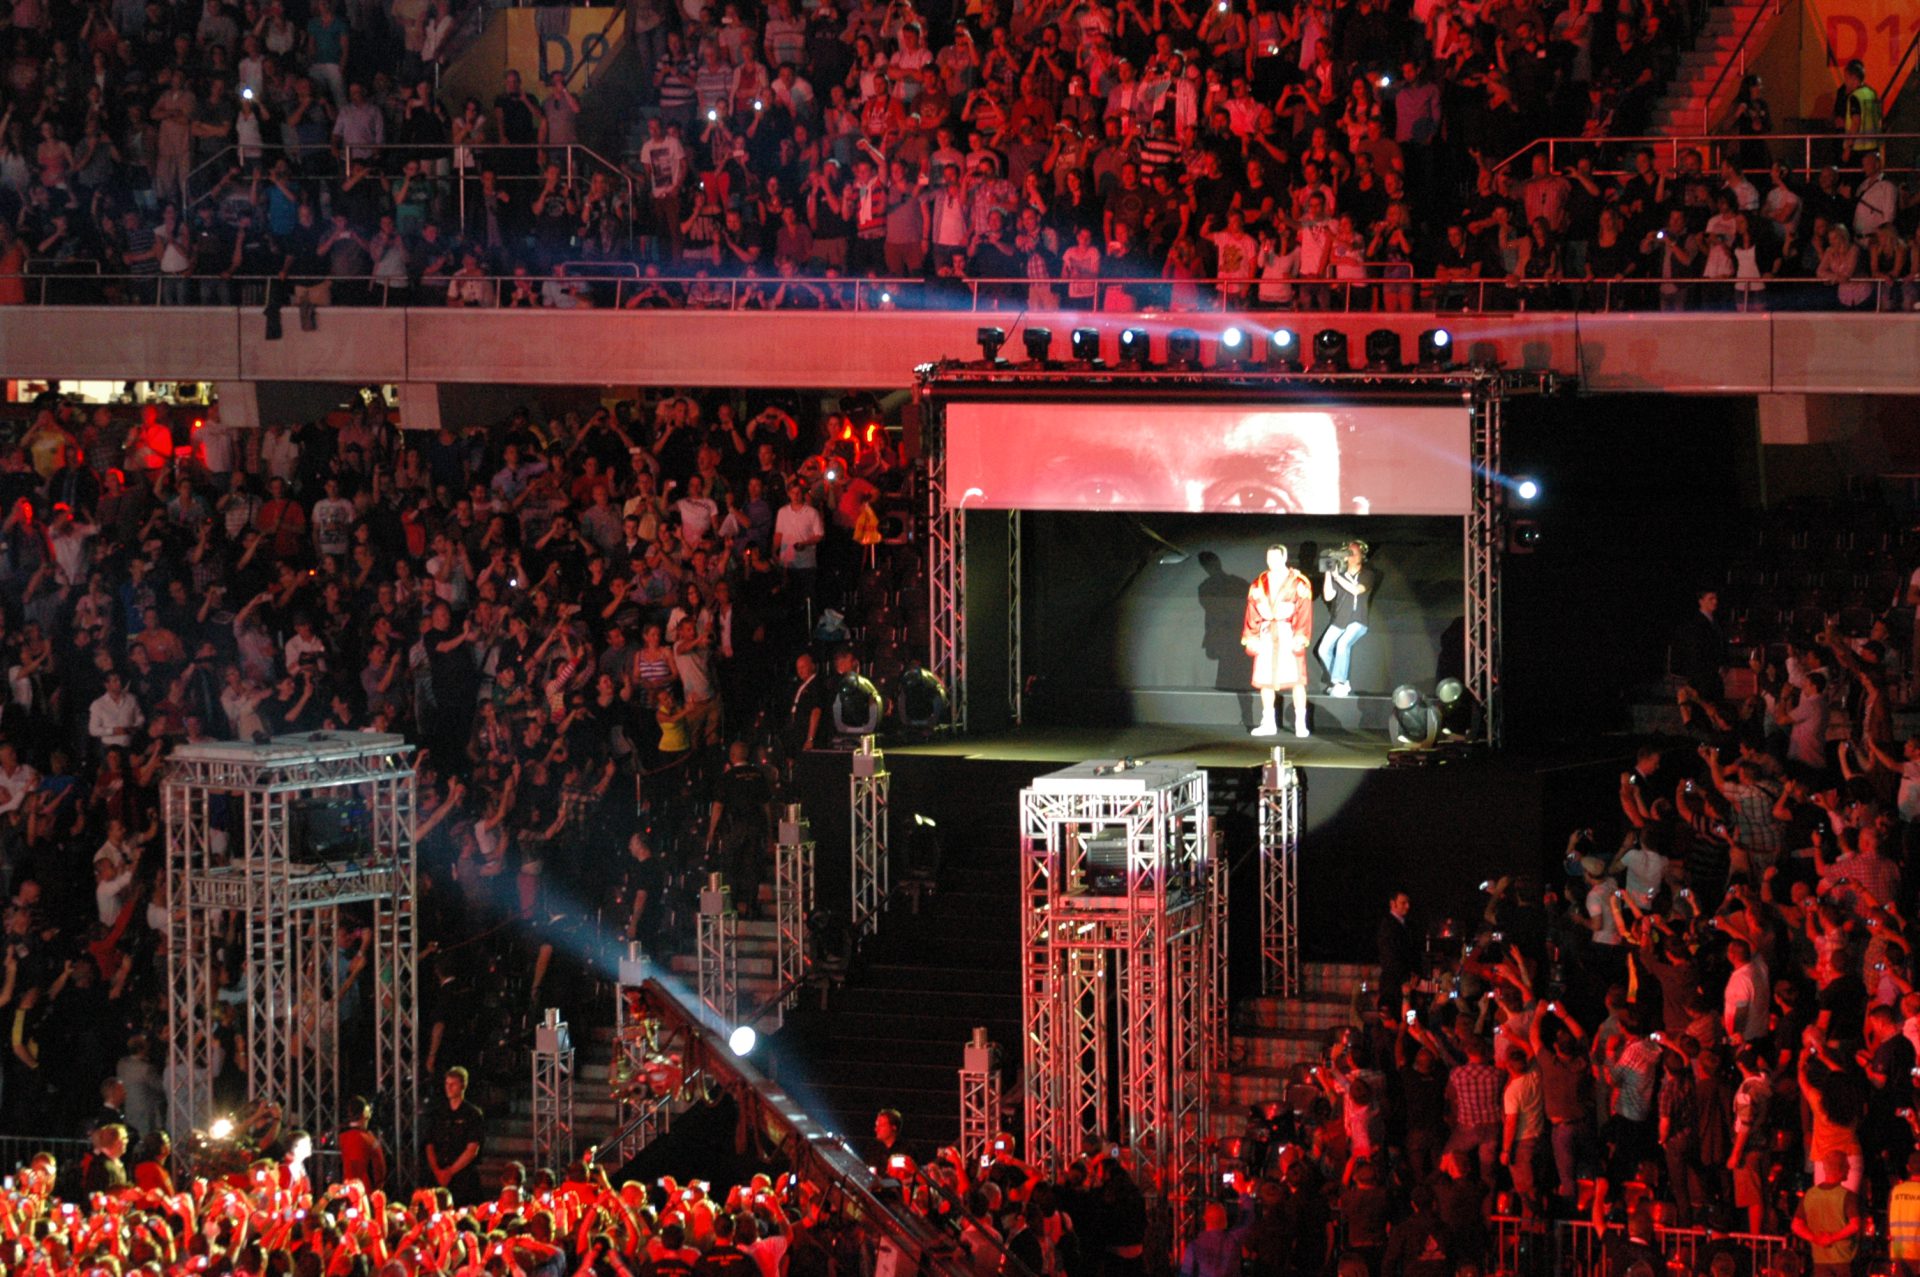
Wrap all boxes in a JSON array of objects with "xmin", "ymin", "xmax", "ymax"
[{"xmin": 944, "ymin": 401, "xmax": 1470, "ymax": 516}]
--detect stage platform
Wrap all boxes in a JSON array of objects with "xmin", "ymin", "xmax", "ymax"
[{"xmin": 887, "ymin": 712, "xmax": 1394, "ymax": 770}]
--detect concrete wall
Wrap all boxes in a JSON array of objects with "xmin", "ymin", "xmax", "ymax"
[{"xmin": 4, "ymin": 306, "xmax": 1918, "ymax": 395}]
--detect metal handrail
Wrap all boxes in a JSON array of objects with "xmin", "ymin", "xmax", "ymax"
[
  {"xmin": 6, "ymin": 269, "xmax": 1917, "ymax": 314},
  {"xmin": 1698, "ymin": 0, "xmax": 1785, "ymax": 135},
  {"xmin": 1492, "ymin": 130, "xmax": 1920, "ymax": 179},
  {"xmin": 180, "ymin": 141, "xmax": 640, "ymax": 242}
]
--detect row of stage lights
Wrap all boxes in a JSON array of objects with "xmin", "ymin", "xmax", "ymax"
[{"xmin": 976, "ymin": 324, "xmax": 1459, "ymax": 373}]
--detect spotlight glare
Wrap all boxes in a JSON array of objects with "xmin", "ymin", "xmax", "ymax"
[
  {"xmin": 209, "ymin": 1117, "xmax": 235, "ymax": 1140},
  {"xmin": 1416, "ymin": 327, "xmax": 1454, "ymax": 370},
  {"xmin": 1433, "ymin": 328, "xmax": 1451, "ymax": 347},
  {"xmin": 1516, "ymin": 478, "xmax": 1540, "ymax": 502},
  {"xmin": 729, "ymin": 1025, "xmax": 758, "ymax": 1056},
  {"xmin": 1221, "ymin": 326, "xmax": 1245, "ymax": 349},
  {"xmin": 1071, "ymin": 327, "xmax": 1102, "ymax": 362},
  {"xmin": 1118, "ymin": 327, "xmax": 1149, "ymax": 365}
]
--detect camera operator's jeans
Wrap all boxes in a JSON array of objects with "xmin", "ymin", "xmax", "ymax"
[{"xmin": 1317, "ymin": 622, "xmax": 1367, "ymax": 685}]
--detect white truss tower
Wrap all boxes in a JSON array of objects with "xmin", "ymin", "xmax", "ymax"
[
  {"xmin": 532, "ymin": 1009, "xmax": 575, "ymax": 1170},
  {"xmin": 850, "ymin": 740, "xmax": 890, "ymax": 937},
  {"xmin": 164, "ymin": 733, "xmax": 418, "ymax": 1174},
  {"xmin": 959, "ymin": 1028, "xmax": 1002, "ymax": 1166},
  {"xmin": 1019, "ymin": 761, "xmax": 1216, "ymax": 1225},
  {"xmin": 774, "ymin": 804, "xmax": 815, "ymax": 1005},
  {"xmin": 697, "ymin": 876, "xmax": 739, "ymax": 1028},
  {"xmin": 1258, "ymin": 749, "xmax": 1303, "ymax": 998}
]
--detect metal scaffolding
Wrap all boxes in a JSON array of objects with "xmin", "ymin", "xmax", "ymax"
[
  {"xmin": 1019, "ymin": 761, "xmax": 1215, "ymax": 1223},
  {"xmin": 923, "ymin": 401, "xmax": 966, "ymax": 732},
  {"xmin": 697, "ymin": 876, "xmax": 739, "ymax": 1028},
  {"xmin": 1465, "ymin": 380, "xmax": 1506, "ymax": 747},
  {"xmin": 164, "ymin": 733, "xmax": 419, "ymax": 1175},
  {"xmin": 850, "ymin": 740, "xmax": 890, "ymax": 937},
  {"xmin": 775, "ymin": 804, "xmax": 815, "ymax": 1005},
  {"xmin": 532, "ymin": 1009, "xmax": 575, "ymax": 1170},
  {"xmin": 1258, "ymin": 749, "xmax": 1303, "ymax": 998},
  {"xmin": 1202, "ymin": 822, "xmax": 1229, "ymax": 1067},
  {"xmin": 958, "ymin": 1028, "xmax": 1002, "ymax": 1167}
]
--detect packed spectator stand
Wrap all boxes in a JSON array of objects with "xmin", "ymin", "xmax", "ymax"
[{"xmin": 0, "ymin": 0, "xmax": 1916, "ymax": 312}]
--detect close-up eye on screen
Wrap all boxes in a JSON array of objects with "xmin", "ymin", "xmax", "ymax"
[{"xmin": 943, "ymin": 402, "xmax": 1467, "ymax": 516}]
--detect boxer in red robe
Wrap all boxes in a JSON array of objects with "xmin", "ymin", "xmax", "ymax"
[{"xmin": 1242, "ymin": 544, "xmax": 1315, "ymax": 737}]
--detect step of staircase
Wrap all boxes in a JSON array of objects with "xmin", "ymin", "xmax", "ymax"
[{"xmin": 1646, "ymin": 0, "xmax": 1787, "ymax": 133}]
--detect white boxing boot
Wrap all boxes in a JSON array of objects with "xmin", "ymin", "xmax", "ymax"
[{"xmin": 1251, "ymin": 704, "xmax": 1278, "ymax": 737}]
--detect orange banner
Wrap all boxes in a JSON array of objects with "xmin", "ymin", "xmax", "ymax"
[{"xmin": 1808, "ymin": 0, "xmax": 1920, "ymax": 107}]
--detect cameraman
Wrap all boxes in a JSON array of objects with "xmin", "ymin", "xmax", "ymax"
[{"xmin": 1318, "ymin": 540, "xmax": 1378, "ymax": 697}]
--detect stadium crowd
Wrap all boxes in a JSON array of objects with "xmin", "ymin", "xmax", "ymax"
[
  {"xmin": 1217, "ymin": 600, "xmax": 1920, "ymax": 1273},
  {"xmin": 0, "ymin": 0, "xmax": 1915, "ymax": 312},
  {"xmin": 0, "ymin": 386, "xmax": 916, "ymax": 1157}
]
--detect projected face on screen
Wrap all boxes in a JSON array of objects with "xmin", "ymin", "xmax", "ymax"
[{"xmin": 945, "ymin": 402, "xmax": 1467, "ymax": 516}]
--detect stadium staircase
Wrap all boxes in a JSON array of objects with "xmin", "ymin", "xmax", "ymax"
[
  {"xmin": 1209, "ymin": 962, "xmax": 1369, "ymax": 1144},
  {"xmin": 1647, "ymin": 0, "xmax": 1787, "ymax": 137}
]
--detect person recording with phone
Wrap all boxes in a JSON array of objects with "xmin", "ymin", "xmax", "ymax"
[{"xmin": 1317, "ymin": 539, "xmax": 1377, "ymax": 697}]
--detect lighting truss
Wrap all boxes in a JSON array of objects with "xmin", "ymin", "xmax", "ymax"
[
  {"xmin": 850, "ymin": 741, "xmax": 890, "ymax": 938},
  {"xmin": 1019, "ymin": 762, "xmax": 1216, "ymax": 1232},
  {"xmin": 1257, "ymin": 751, "xmax": 1302, "ymax": 998},
  {"xmin": 1464, "ymin": 381, "xmax": 1505, "ymax": 746},
  {"xmin": 697, "ymin": 879, "xmax": 740, "ymax": 1028},
  {"xmin": 532, "ymin": 1011, "xmax": 575, "ymax": 1171},
  {"xmin": 923, "ymin": 401, "xmax": 966, "ymax": 732},
  {"xmin": 165, "ymin": 734, "xmax": 419, "ymax": 1178},
  {"xmin": 958, "ymin": 1031, "xmax": 1002, "ymax": 1167},
  {"xmin": 774, "ymin": 804, "xmax": 816, "ymax": 1007},
  {"xmin": 610, "ymin": 948, "xmax": 677, "ymax": 1161}
]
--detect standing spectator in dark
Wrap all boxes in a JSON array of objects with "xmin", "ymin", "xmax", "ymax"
[
  {"xmin": 709, "ymin": 740, "xmax": 773, "ymax": 917},
  {"xmin": 696, "ymin": 1213, "xmax": 758, "ymax": 1277},
  {"xmin": 1672, "ymin": 588, "xmax": 1729, "ymax": 701},
  {"xmin": 1376, "ymin": 890, "xmax": 1418, "ymax": 1011},
  {"xmin": 425, "ymin": 1065, "xmax": 486, "ymax": 1205},
  {"xmin": 494, "ymin": 71, "xmax": 544, "ymax": 180},
  {"xmin": 866, "ymin": 1108, "xmax": 907, "ymax": 1167},
  {"xmin": 1380, "ymin": 1184, "xmax": 1449, "ymax": 1277},
  {"xmin": 79, "ymin": 1123, "xmax": 132, "ymax": 1196},
  {"xmin": 620, "ymin": 833, "xmax": 665, "ymax": 951},
  {"xmin": 786, "ymin": 651, "xmax": 828, "ymax": 754}
]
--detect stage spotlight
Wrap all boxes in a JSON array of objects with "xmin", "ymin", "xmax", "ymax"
[
  {"xmin": 1167, "ymin": 329, "xmax": 1201, "ymax": 368},
  {"xmin": 1071, "ymin": 327, "xmax": 1102, "ymax": 363},
  {"xmin": 1389, "ymin": 684, "xmax": 1440, "ymax": 749},
  {"xmin": 1312, "ymin": 328, "xmax": 1349, "ymax": 372},
  {"xmin": 1417, "ymin": 328, "xmax": 1454, "ymax": 369},
  {"xmin": 832, "ymin": 672, "xmax": 884, "ymax": 738},
  {"xmin": 1218, "ymin": 326, "xmax": 1247, "ymax": 366},
  {"xmin": 1365, "ymin": 329, "xmax": 1403, "ymax": 371},
  {"xmin": 1022, "ymin": 327, "xmax": 1053, "ymax": 363},
  {"xmin": 729, "ymin": 1025, "xmax": 758, "ymax": 1056},
  {"xmin": 896, "ymin": 662, "xmax": 949, "ymax": 732},
  {"xmin": 209, "ymin": 1117, "xmax": 235, "ymax": 1140},
  {"xmin": 976, "ymin": 326, "xmax": 1006, "ymax": 362},
  {"xmin": 1119, "ymin": 327, "xmax": 1150, "ymax": 366},
  {"xmin": 1513, "ymin": 477, "xmax": 1540, "ymax": 502},
  {"xmin": 1268, "ymin": 328, "xmax": 1302, "ymax": 370},
  {"xmin": 1435, "ymin": 677, "xmax": 1482, "ymax": 741}
]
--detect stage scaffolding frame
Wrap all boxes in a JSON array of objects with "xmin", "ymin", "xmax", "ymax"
[
  {"xmin": 958, "ymin": 1030, "xmax": 1002, "ymax": 1167},
  {"xmin": 774, "ymin": 804, "xmax": 815, "ymax": 1005},
  {"xmin": 1019, "ymin": 762, "xmax": 1216, "ymax": 1225},
  {"xmin": 164, "ymin": 733, "xmax": 419, "ymax": 1175},
  {"xmin": 1258, "ymin": 749, "xmax": 1302, "ymax": 998},
  {"xmin": 610, "ymin": 948, "xmax": 676, "ymax": 1161},
  {"xmin": 915, "ymin": 366, "xmax": 1557, "ymax": 749},
  {"xmin": 850, "ymin": 741, "xmax": 890, "ymax": 937},
  {"xmin": 697, "ymin": 878, "xmax": 739, "ymax": 1028},
  {"xmin": 532, "ymin": 1010, "xmax": 575, "ymax": 1171}
]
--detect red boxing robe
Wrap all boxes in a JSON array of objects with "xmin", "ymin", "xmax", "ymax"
[{"xmin": 1242, "ymin": 568, "xmax": 1314, "ymax": 690}]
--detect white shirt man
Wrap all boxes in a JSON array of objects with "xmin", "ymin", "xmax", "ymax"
[
  {"xmin": 773, "ymin": 489, "xmax": 825, "ymax": 571},
  {"xmin": 1723, "ymin": 941, "xmax": 1770, "ymax": 1042},
  {"xmin": 0, "ymin": 746, "xmax": 37, "ymax": 816},
  {"xmin": 1617, "ymin": 841, "xmax": 1670, "ymax": 910},
  {"xmin": 89, "ymin": 675, "xmax": 145, "ymax": 748}
]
